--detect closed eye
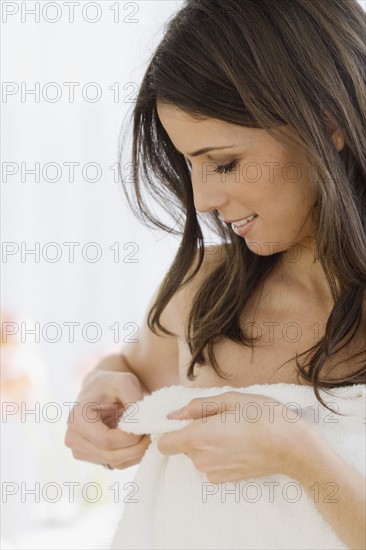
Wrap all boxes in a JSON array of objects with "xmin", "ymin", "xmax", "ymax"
[
  {"xmin": 213, "ymin": 160, "xmax": 238, "ymax": 174},
  {"xmin": 185, "ymin": 158, "xmax": 239, "ymax": 174}
]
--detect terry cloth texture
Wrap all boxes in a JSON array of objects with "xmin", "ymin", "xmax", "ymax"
[{"xmin": 110, "ymin": 383, "xmax": 366, "ymax": 550}]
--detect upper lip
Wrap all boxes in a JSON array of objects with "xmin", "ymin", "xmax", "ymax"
[{"xmin": 221, "ymin": 214, "xmax": 257, "ymax": 224}]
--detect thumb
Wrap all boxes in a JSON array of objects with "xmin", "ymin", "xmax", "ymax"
[
  {"xmin": 167, "ymin": 392, "xmax": 243, "ymax": 419},
  {"xmin": 167, "ymin": 396, "xmax": 224, "ymax": 419}
]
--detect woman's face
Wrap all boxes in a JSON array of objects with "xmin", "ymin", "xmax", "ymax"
[{"xmin": 157, "ymin": 102, "xmax": 322, "ymax": 257}]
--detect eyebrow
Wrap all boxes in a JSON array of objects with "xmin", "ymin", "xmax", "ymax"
[{"xmin": 186, "ymin": 145, "xmax": 236, "ymax": 157}]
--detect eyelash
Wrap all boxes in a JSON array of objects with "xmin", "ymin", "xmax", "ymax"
[
  {"xmin": 213, "ymin": 160, "xmax": 239, "ymax": 174},
  {"xmin": 185, "ymin": 159, "xmax": 239, "ymax": 174}
]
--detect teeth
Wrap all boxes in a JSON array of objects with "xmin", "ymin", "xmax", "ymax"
[{"xmin": 233, "ymin": 214, "xmax": 256, "ymax": 228}]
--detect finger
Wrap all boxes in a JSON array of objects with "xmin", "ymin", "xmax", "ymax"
[
  {"xmin": 67, "ymin": 430, "xmax": 149, "ymax": 460},
  {"xmin": 71, "ymin": 450, "xmax": 103, "ymax": 465},
  {"xmin": 167, "ymin": 393, "xmax": 237, "ymax": 420},
  {"xmin": 72, "ymin": 450, "xmax": 144, "ymax": 470},
  {"xmin": 69, "ymin": 433, "xmax": 151, "ymax": 469},
  {"xmin": 157, "ymin": 426, "xmax": 192, "ymax": 456},
  {"xmin": 67, "ymin": 407, "xmax": 142, "ymax": 450},
  {"xmin": 65, "ymin": 418, "xmax": 148, "ymax": 456}
]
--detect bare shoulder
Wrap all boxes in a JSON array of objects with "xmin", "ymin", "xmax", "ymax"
[{"xmin": 119, "ymin": 244, "xmax": 226, "ymax": 393}]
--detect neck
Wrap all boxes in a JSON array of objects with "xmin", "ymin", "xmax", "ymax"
[{"xmin": 274, "ymin": 238, "xmax": 334, "ymax": 307}]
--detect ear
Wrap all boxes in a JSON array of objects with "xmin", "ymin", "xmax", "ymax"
[
  {"xmin": 330, "ymin": 128, "xmax": 345, "ymax": 152},
  {"xmin": 322, "ymin": 112, "xmax": 345, "ymax": 152}
]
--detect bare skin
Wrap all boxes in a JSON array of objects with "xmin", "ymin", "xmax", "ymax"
[
  {"xmin": 153, "ymin": 106, "xmax": 366, "ymax": 550},
  {"xmin": 172, "ymin": 243, "xmax": 365, "ymax": 389},
  {"xmin": 156, "ymin": 102, "xmax": 364, "ymax": 388},
  {"xmin": 65, "ymin": 103, "xmax": 365, "ymax": 472}
]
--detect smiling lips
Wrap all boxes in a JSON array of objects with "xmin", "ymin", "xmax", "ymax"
[
  {"xmin": 231, "ymin": 214, "xmax": 257, "ymax": 228},
  {"xmin": 231, "ymin": 214, "xmax": 258, "ymax": 237}
]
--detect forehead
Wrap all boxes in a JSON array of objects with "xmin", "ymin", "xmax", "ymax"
[
  {"xmin": 156, "ymin": 102, "xmax": 260, "ymax": 152},
  {"xmin": 157, "ymin": 102, "xmax": 219, "ymax": 129}
]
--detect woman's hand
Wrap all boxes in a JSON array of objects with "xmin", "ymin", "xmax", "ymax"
[
  {"xmin": 157, "ymin": 391, "xmax": 312, "ymax": 484},
  {"xmin": 64, "ymin": 370, "xmax": 151, "ymax": 469}
]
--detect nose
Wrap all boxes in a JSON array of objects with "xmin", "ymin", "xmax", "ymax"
[{"xmin": 191, "ymin": 169, "xmax": 229, "ymax": 215}]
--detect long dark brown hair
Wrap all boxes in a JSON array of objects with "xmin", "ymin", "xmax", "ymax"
[{"xmin": 118, "ymin": 0, "xmax": 366, "ymax": 413}]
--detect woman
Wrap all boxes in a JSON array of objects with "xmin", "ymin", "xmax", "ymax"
[{"xmin": 65, "ymin": 0, "xmax": 366, "ymax": 548}]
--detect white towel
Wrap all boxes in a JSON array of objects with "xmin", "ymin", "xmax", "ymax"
[{"xmin": 110, "ymin": 383, "xmax": 366, "ymax": 550}]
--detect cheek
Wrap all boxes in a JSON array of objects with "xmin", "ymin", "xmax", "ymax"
[
  {"xmin": 234, "ymin": 154, "xmax": 313, "ymax": 212},
  {"xmin": 253, "ymin": 169, "xmax": 313, "ymax": 216}
]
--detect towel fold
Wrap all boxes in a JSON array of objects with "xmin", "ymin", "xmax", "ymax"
[{"xmin": 110, "ymin": 383, "xmax": 365, "ymax": 550}]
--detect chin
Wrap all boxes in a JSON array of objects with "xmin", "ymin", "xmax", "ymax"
[{"xmin": 244, "ymin": 239, "xmax": 285, "ymax": 256}]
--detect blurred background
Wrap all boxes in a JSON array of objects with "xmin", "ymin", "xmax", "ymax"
[
  {"xmin": 1, "ymin": 1, "xmax": 188, "ymax": 548},
  {"xmin": 1, "ymin": 0, "xmax": 365, "ymax": 548}
]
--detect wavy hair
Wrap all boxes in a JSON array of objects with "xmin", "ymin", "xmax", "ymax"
[{"xmin": 118, "ymin": 0, "xmax": 366, "ymax": 413}]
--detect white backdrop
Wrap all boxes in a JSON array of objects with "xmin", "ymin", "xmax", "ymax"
[
  {"xmin": 1, "ymin": 1, "xmax": 365, "ymax": 549},
  {"xmin": 1, "ymin": 2, "xmax": 185, "ymax": 549}
]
